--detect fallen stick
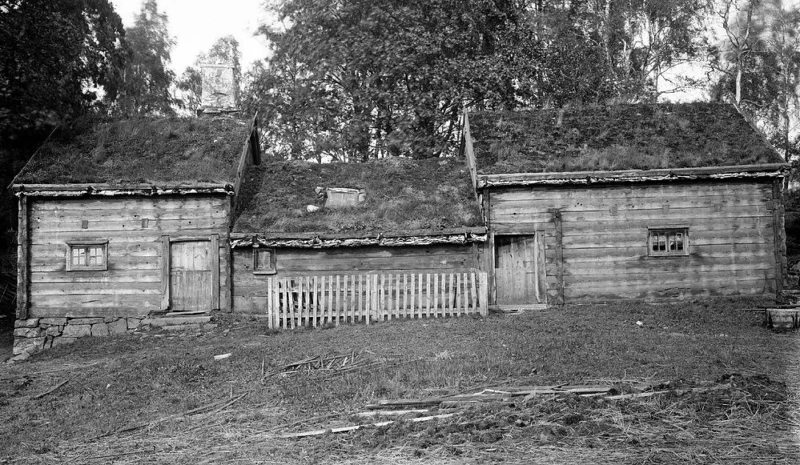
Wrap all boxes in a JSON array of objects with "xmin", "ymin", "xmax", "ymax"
[
  {"xmin": 605, "ymin": 390, "xmax": 671, "ymax": 400},
  {"xmin": 280, "ymin": 413, "xmax": 456, "ymax": 439},
  {"xmin": 32, "ymin": 378, "xmax": 72, "ymax": 400},
  {"xmin": 355, "ymin": 409, "xmax": 430, "ymax": 417}
]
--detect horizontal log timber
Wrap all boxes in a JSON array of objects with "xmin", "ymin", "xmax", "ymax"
[
  {"xmin": 477, "ymin": 164, "xmax": 788, "ymax": 188},
  {"xmin": 564, "ymin": 261, "xmax": 775, "ymax": 276},
  {"xmin": 490, "ymin": 182, "xmax": 771, "ymax": 202},
  {"xmin": 565, "ymin": 268, "xmax": 776, "ymax": 286},
  {"xmin": 32, "ymin": 293, "xmax": 159, "ymax": 308},
  {"xmin": 30, "ymin": 271, "xmax": 162, "ymax": 283},
  {"xmin": 491, "ymin": 194, "xmax": 773, "ymax": 210},
  {"xmin": 28, "ymin": 306, "xmax": 153, "ymax": 318},
  {"xmin": 562, "ymin": 233, "xmax": 774, "ymax": 249},
  {"xmin": 565, "ymin": 279, "xmax": 775, "ymax": 300},
  {"xmin": 561, "ymin": 246, "xmax": 773, "ymax": 262}
]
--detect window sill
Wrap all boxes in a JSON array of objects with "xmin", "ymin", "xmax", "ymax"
[{"xmin": 253, "ymin": 270, "xmax": 277, "ymax": 276}]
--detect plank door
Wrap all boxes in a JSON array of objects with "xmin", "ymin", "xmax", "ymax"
[
  {"xmin": 170, "ymin": 240, "xmax": 212, "ymax": 311},
  {"xmin": 495, "ymin": 234, "xmax": 546, "ymax": 307}
]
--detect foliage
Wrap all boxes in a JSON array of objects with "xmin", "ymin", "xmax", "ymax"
[
  {"xmin": 0, "ymin": 0, "xmax": 127, "ymax": 136},
  {"xmin": 710, "ymin": 0, "xmax": 800, "ymax": 161},
  {"xmin": 245, "ymin": 0, "xmax": 713, "ymax": 161},
  {"xmin": 108, "ymin": 0, "xmax": 176, "ymax": 116}
]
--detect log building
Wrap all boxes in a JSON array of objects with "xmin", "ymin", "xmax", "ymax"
[{"xmin": 462, "ymin": 103, "xmax": 789, "ymax": 309}]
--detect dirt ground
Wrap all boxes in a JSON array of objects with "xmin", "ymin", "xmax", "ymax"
[{"xmin": 1, "ymin": 300, "xmax": 799, "ymax": 464}]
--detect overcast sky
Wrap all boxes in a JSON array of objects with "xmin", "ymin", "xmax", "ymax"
[{"xmin": 110, "ymin": 0, "xmax": 271, "ymax": 75}]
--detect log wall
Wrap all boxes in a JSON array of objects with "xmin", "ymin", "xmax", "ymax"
[
  {"xmin": 26, "ymin": 195, "xmax": 231, "ymax": 318},
  {"xmin": 232, "ymin": 243, "xmax": 480, "ymax": 313},
  {"xmin": 488, "ymin": 179, "xmax": 783, "ymax": 302}
]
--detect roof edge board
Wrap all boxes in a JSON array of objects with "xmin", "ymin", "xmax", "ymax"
[{"xmin": 476, "ymin": 163, "xmax": 790, "ymax": 188}]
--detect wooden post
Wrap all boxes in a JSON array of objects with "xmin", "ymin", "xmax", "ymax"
[
  {"xmin": 426, "ymin": 273, "xmax": 431, "ymax": 318},
  {"xmin": 553, "ymin": 208, "xmax": 565, "ymax": 305},
  {"xmin": 16, "ymin": 195, "xmax": 29, "ymax": 319},
  {"xmin": 479, "ymin": 272, "xmax": 488, "ymax": 316},
  {"xmin": 772, "ymin": 179, "xmax": 787, "ymax": 293},
  {"xmin": 433, "ymin": 274, "xmax": 439, "ymax": 318},
  {"xmin": 160, "ymin": 235, "xmax": 170, "ymax": 311},
  {"xmin": 335, "ymin": 275, "xmax": 341, "ymax": 326},
  {"xmin": 372, "ymin": 274, "xmax": 379, "ymax": 323},
  {"xmin": 210, "ymin": 234, "xmax": 220, "ymax": 310},
  {"xmin": 285, "ymin": 278, "xmax": 293, "ymax": 329},
  {"xmin": 456, "ymin": 273, "xmax": 462, "ymax": 316},
  {"xmin": 272, "ymin": 277, "xmax": 280, "ymax": 329},
  {"xmin": 409, "ymin": 274, "xmax": 416, "ymax": 319},
  {"xmin": 266, "ymin": 277, "xmax": 273, "ymax": 329},
  {"xmin": 470, "ymin": 272, "xmax": 477, "ymax": 314}
]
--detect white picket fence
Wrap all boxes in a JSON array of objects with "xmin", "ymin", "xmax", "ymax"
[{"xmin": 264, "ymin": 271, "xmax": 488, "ymax": 329}]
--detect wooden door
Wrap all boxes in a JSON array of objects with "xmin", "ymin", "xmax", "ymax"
[
  {"xmin": 170, "ymin": 240, "xmax": 212, "ymax": 311},
  {"xmin": 495, "ymin": 234, "xmax": 546, "ymax": 308}
]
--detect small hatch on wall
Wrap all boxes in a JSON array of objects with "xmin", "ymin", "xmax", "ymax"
[
  {"xmin": 253, "ymin": 247, "xmax": 276, "ymax": 275},
  {"xmin": 325, "ymin": 188, "xmax": 365, "ymax": 209}
]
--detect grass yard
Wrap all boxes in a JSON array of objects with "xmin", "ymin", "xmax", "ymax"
[{"xmin": 1, "ymin": 298, "xmax": 799, "ymax": 464}]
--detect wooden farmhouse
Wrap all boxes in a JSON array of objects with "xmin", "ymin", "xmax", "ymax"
[
  {"xmin": 9, "ymin": 101, "xmax": 791, "ymax": 357},
  {"xmin": 462, "ymin": 103, "xmax": 789, "ymax": 308},
  {"xmin": 229, "ymin": 157, "xmax": 488, "ymax": 327},
  {"xmin": 11, "ymin": 115, "xmax": 260, "ymax": 357}
]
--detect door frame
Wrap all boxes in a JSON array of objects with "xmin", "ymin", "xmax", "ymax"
[
  {"xmin": 161, "ymin": 234, "xmax": 219, "ymax": 311},
  {"xmin": 490, "ymin": 231, "xmax": 547, "ymax": 310}
]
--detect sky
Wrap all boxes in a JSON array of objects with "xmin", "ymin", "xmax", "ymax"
[{"xmin": 110, "ymin": 0, "xmax": 271, "ymax": 75}]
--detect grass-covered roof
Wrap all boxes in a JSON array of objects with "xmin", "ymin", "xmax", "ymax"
[
  {"xmin": 469, "ymin": 103, "xmax": 784, "ymax": 175},
  {"xmin": 233, "ymin": 157, "xmax": 482, "ymax": 236},
  {"xmin": 13, "ymin": 116, "xmax": 252, "ymax": 185}
]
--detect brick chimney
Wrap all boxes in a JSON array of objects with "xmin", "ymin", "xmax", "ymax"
[{"xmin": 198, "ymin": 63, "xmax": 238, "ymax": 116}]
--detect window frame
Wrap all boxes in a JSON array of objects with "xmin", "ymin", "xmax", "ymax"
[
  {"xmin": 647, "ymin": 227, "xmax": 689, "ymax": 257},
  {"xmin": 253, "ymin": 247, "xmax": 277, "ymax": 275},
  {"xmin": 66, "ymin": 240, "xmax": 109, "ymax": 271}
]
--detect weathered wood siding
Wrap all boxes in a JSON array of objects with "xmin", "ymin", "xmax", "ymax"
[
  {"xmin": 488, "ymin": 180, "xmax": 781, "ymax": 302},
  {"xmin": 232, "ymin": 244, "xmax": 480, "ymax": 313},
  {"xmin": 27, "ymin": 195, "xmax": 231, "ymax": 317}
]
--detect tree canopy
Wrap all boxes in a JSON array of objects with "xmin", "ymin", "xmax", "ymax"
[{"xmin": 246, "ymin": 0, "xmax": 714, "ymax": 161}]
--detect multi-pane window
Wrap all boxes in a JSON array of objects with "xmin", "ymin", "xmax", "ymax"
[
  {"xmin": 67, "ymin": 241, "xmax": 108, "ymax": 271},
  {"xmin": 253, "ymin": 247, "xmax": 276, "ymax": 274},
  {"xmin": 648, "ymin": 229, "xmax": 689, "ymax": 257}
]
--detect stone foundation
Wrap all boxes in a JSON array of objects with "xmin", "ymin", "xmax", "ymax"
[{"xmin": 11, "ymin": 314, "xmax": 214, "ymax": 362}]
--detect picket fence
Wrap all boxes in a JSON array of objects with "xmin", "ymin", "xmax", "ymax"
[{"xmin": 263, "ymin": 271, "xmax": 488, "ymax": 329}]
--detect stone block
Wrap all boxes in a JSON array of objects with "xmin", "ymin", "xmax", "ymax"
[
  {"xmin": 52, "ymin": 337, "xmax": 78, "ymax": 347},
  {"xmin": 69, "ymin": 318, "xmax": 104, "ymax": 325},
  {"xmin": 14, "ymin": 327, "xmax": 44, "ymax": 338},
  {"xmin": 62, "ymin": 324, "xmax": 91, "ymax": 338},
  {"xmin": 91, "ymin": 323, "xmax": 109, "ymax": 337},
  {"xmin": 103, "ymin": 317, "xmax": 117, "ymax": 323},
  {"xmin": 40, "ymin": 318, "xmax": 67, "ymax": 326},
  {"xmin": 13, "ymin": 337, "xmax": 45, "ymax": 355},
  {"xmin": 203, "ymin": 323, "xmax": 218, "ymax": 330},
  {"xmin": 14, "ymin": 318, "xmax": 39, "ymax": 328},
  {"xmin": 45, "ymin": 326, "xmax": 62, "ymax": 337},
  {"xmin": 108, "ymin": 319, "xmax": 128, "ymax": 335},
  {"xmin": 127, "ymin": 318, "xmax": 142, "ymax": 330}
]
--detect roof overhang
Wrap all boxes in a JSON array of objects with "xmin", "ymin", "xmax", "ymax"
[
  {"xmin": 230, "ymin": 227, "xmax": 487, "ymax": 249},
  {"xmin": 11, "ymin": 183, "xmax": 234, "ymax": 197},
  {"xmin": 476, "ymin": 163, "xmax": 790, "ymax": 188}
]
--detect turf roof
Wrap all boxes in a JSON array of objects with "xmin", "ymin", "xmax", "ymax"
[
  {"xmin": 469, "ymin": 103, "xmax": 784, "ymax": 175},
  {"xmin": 232, "ymin": 157, "xmax": 482, "ymax": 235},
  {"xmin": 13, "ymin": 116, "xmax": 252, "ymax": 185}
]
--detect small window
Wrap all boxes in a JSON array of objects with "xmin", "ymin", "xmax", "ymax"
[
  {"xmin": 253, "ymin": 247, "xmax": 276, "ymax": 274},
  {"xmin": 648, "ymin": 228, "xmax": 688, "ymax": 257},
  {"xmin": 66, "ymin": 241, "xmax": 108, "ymax": 271}
]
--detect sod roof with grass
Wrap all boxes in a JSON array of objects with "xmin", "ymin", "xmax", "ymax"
[
  {"xmin": 232, "ymin": 157, "xmax": 483, "ymax": 237},
  {"xmin": 13, "ymin": 116, "xmax": 252, "ymax": 186},
  {"xmin": 469, "ymin": 102, "xmax": 784, "ymax": 175}
]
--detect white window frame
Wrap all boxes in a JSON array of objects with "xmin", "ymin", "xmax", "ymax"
[
  {"xmin": 647, "ymin": 228, "xmax": 689, "ymax": 257},
  {"xmin": 66, "ymin": 240, "xmax": 109, "ymax": 271}
]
